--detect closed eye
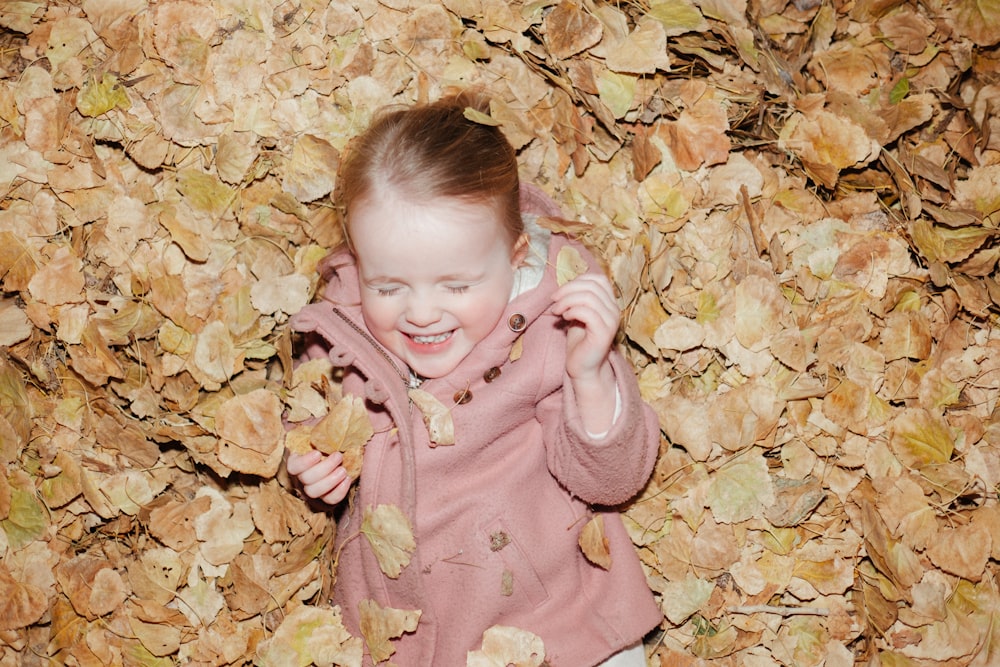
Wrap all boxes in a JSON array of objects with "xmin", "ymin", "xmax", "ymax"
[
  {"xmin": 375, "ymin": 287, "xmax": 400, "ymax": 296},
  {"xmin": 447, "ymin": 285, "xmax": 470, "ymax": 294}
]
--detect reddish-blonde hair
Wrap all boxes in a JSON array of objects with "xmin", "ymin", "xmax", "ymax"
[{"xmin": 336, "ymin": 91, "xmax": 523, "ymax": 248}]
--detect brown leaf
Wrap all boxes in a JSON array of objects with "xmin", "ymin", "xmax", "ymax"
[
  {"xmin": 361, "ymin": 504, "xmax": 416, "ymax": 579},
  {"xmin": 309, "ymin": 393, "xmax": 374, "ymax": 478},
  {"xmin": 630, "ymin": 123, "xmax": 662, "ymax": 181},
  {"xmin": 0, "ymin": 563, "xmax": 47, "ymax": 631},
  {"xmin": 148, "ymin": 496, "xmax": 211, "ymax": 552},
  {"xmin": 544, "ymin": 2, "xmax": 602, "ymax": 59},
  {"xmin": 27, "ymin": 245, "xmax": 85, "ymax": 306},
  {"xmin": 925, "ymin": 522, "xmax": 991, "ymax": 582},
  {"xmin": 358, "ymin": 598, "xmax": 420, "ymax": 664},
  {"xmin": 215, "ymin": 388, "xmax": 285, "ymax": 477},
  {"xmin": 578, "ymin": 515, "xmax": 612, "ymax": 569},
  {"xmin": 408, "ymin": 388, "xmax": 456, "ymax": 447}
]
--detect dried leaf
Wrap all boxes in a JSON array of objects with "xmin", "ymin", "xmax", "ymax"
[
  {"xmin": 408, "ymin": 388, "xmax": 456, "ymax": 446},
  {"xmin": 307, "ymin": 393, "xmax": 374, "ymax": 479},
  {"xmin": 26, "ymin": 246, "xmax": 85, "ymax": 306},
  {"xmin": 0, "ymin": 299, "xmax": 31, "ymax": 346},
  {"xmin": 555, "ymin": 245, "xmax": 588, "ymax": 286},
  {"xmin": 361, "ymin": 504, "xmax": 416, "ymax": 579},
  {"xmin": 215, "ymin": 388, "xmax": 285, "ymax": 478},
  {"xmin": 257, "ymin": 604, "xmax": 363, "ymax": 667},
  {"xmin": 283, "ymin": 135, "xmax": 340, "ymax": 203},
  {"xmin": 359, "ymin": 599, "xmax": 420, "ymax": 664},
  {"xmin": 706, "ymin": 450, "xmax": 775, "ymax": 524},
  {"xmin": 6, "ymin": 0, "xmax": 1000, "ymax": 663},
  {"xmin": 578, "ymin": 515, "xmax": 612, "ymax": 569},
  {"xmin": 889, "ymin": 408, "xmax": 955, "ymax": 470},
  {"xmin": 0, "ymin": 563, "xmax": 47, "ymax": 631},
  {"xmin": 76, "ymin": 73, "xmax": 130, "ymax": 117},
  {"xmin": 467, "ymin": 625, "xmax": 545, "ymax": 667},
  {"xmin": 544, "ymin": 2, "xmax": 602, "ymax": 58}
]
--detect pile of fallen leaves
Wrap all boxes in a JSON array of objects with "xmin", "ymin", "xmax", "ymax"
[{"xmin": 1, "ymin": 0, "xmax": 999, "ymax": 664}]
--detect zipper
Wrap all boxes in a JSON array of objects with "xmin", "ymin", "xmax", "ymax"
[{"xmin": 326, "ymin": 305, "xmax": 417, "ymax": 389}]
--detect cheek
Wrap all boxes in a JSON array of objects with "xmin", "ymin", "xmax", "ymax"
[{"xmin": 360, "ymin": 298, "xmax": 398, "ymax": 331}]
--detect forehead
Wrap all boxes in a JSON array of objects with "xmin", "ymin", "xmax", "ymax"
[
  {"xmin": 349, "ymin": 194, "xmax": 507, "ymax": 242},
  {"xmin": 348, "ymin": 194, "xmax": 513, "ymax": 272}
]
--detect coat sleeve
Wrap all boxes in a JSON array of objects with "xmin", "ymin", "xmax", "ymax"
[{"xmin": 536, "ymin": 349, "xmax": 660, "ymax": 506}]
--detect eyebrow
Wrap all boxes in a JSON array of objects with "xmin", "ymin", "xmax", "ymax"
[{"xmin": 361, "ymin": 271, "xmax": 485, "ymax": 284}]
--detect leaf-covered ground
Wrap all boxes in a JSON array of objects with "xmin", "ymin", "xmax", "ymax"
[{"xmin": 2, "ymin": 0, "xmax": 1000, "ymax": 664}]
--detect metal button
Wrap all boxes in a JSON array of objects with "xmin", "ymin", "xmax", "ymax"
[
  {"xmin": 508, "ymin": 313, "xmax": 526, "ymax": 332},
  {"xmin": 483, "ymin": 366, "xmax": 501, "ymax": 382},
  {"xmin": 453, "ymin": 389, "xmax": 473, "ymax": 404}
]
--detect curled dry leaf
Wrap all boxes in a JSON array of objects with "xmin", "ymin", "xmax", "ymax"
[
  {"xmin": 408, "ymin": 387, "xmax": 456, "ymax": 446},
  {"xmin": 578, "ymin": 514, "xmax": 612, "ymax": 570},
  {"xmin": 359, "ymin": 598, "xmax": 421, "ymax": 665}
]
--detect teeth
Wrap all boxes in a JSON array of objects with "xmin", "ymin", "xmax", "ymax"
[{"xmin": 411, "ymin": 332, "xmax": 450, "ymax": 344}]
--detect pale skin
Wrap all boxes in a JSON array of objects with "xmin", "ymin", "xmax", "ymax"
[{"xmin": 287, "ymin": 193, "xmax": 621, "ymax": 505}]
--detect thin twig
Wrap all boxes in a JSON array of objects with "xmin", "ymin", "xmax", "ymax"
[{"xmin": 727, "ymin": 605, "xmax": 830, "ymax": 617}]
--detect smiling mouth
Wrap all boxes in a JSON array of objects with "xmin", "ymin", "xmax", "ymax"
[{"xmin": 410, "ymin": 331, "xmax": 452, "ymax": 344}]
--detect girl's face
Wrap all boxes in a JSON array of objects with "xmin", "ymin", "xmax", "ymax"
[{"xmin": 349, "ymin": 193, "xmax": 526, "ymax": 379}]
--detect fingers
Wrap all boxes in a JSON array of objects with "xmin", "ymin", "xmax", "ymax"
[
  {"xmin": 551, "ymin": 274, "xmax": 620, "ymax": 325},
  {"xmin": 287, "ymin": 450, "xmax": 351, "ymax": 504},
  {"xmin": 286, "ymin": 449, "xmax": 323, "ymax": 475},
  {"xmin": 551, "ymin": 274, "xmax": 621, "ymax": 340}
]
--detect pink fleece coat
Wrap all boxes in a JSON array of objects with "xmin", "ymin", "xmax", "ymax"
[{"xmin": 290, "ymin": 225, "xmax": 662, "ymax": 666}]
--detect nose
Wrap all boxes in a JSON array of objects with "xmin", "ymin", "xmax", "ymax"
[{"xmin": 405, "ymin": 291, "xmax": 441, "ymax": 326}]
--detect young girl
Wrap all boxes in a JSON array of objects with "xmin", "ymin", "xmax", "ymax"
[{"xmin": 287, "ymin": 92, "xmax": 661, "ymax": 666}]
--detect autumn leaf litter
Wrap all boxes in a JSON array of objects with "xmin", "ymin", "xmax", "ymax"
[{"xmin": 2, "ymin": 0, "xmax": 1000, "ymax": 664}]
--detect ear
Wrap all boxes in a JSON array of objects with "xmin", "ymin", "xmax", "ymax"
[{"xmin": 510, "ymin": 233, "xmax": 530, "ymax": 268}]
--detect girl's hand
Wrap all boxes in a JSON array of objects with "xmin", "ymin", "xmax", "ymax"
[
  {"xmin": 551, "ymin": 273, "xmax": 620, "ymax": 380},
  {"xmin": 286, "ymin": 450, "xmax": 352, "ymax": 505},
  {"xmin": 551, "ymin": 273, "xmax": 620, "ymax": 434}
]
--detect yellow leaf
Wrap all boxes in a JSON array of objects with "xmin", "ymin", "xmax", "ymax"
[
  {"xmin": 660, "ymin": 574, "xmax": 714, "ymax": 625},
  {"xmin": 283, "ymin": 134, "xmax": 340, "ymax": 203},
  {"xmin": 889, "ymin": 408, "xmax": 954, "ymax": 469},
  {"xmin": 647, "ymin": 0, "xmax": 709, "ymax": 35},
  {"xmin": 257, "ymin": 604, "xmax": 363, "ymax": 666},
  {"xmin": 555, "ymin": 245, "xmax": 587, "ymax": 286},
  {"xmin": 176, "ymin": 169, "xmax": 235, "ymax": 219},
  {"xmin": 463, "ymin": 106, "xmax": 501, "ymax": 126},
  {"xmin": 509, "ymin": 336, "xmax": 524, "ymax": 361},
  {"xmin": 76, "ymin": 73, "xmax": 130, "ymax": 117},
  {"xmin": 361, "ymin": 504, "xmax": 416, "ymax": 579},
  {"xmin": 596, "ymin": 70, "xmax": 636, "ymax": 119}
]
